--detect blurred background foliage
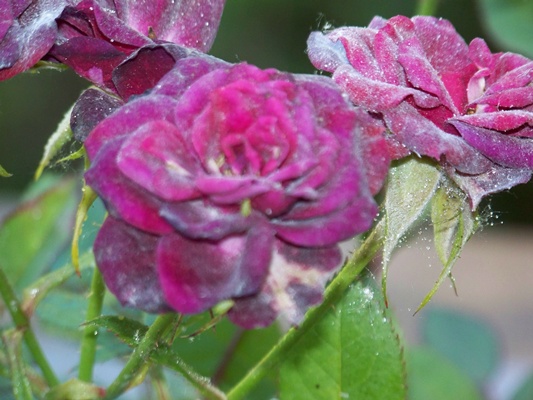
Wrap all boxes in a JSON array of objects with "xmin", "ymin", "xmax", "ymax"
[{"xmin": 1, "ymin": 0, "xmax": 532, "ymax": 221}]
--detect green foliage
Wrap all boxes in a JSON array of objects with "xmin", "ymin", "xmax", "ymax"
[
  {"xmin": 478, "ymin": 0, "xmax": 533, "ymax": 57},
  {"xmin": 407, "ymin": 347, "xmax": 483, "ymax": 400},
  {"xmin": 1, "ymin": 330, "xmax": 32, "ymax": 400},
  {"xmin": 0, "ymin": 164, "xmax": 12, "ymax": 178},
  {"xmin": 0, "ymin": 176, "xmax": 77, "ymax": 290},
  {"xmin": 279, "ymin": 280, "xmax": 406, "ymax": 400},
  {"xmin": 421, "ymin": 308, "xmax": 499, "ymax": 384},
  {"xmin": 414, "ymin": 178, "xmax": 478, "ymax": 312},
  {"xmin": 382, "ymin": 157, "xmax": 442, "ymax": 300}
]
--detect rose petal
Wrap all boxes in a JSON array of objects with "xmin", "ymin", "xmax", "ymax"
[
  {"xmin": 157, "ymin": 226, "xmax": 274, "ymax": 314},
  {"xmin": 449, "ymin": 165, "xmax": 532, "ymax": 210},
  {"xmin": 94, "ymin": 217, "xmax": 170, "ymax": 313},
  {"xmin": 450, "ymin": 120, "xmax": 533, "ymax": 168},
  {"xmin": 117, "ymin": 119, "xmax": 202, "ymax": 201},
  {"xmin": 229, "ymin": 240, "xmax": 342, "ymax": 328},
  {"xmin": 384, "ymin": 103, "xmax": 491, "ymax": 174},
  {"xmin": 71, "ymin": 88, "xmax": 124, "ymax": 142},
  {"xmin": 159, "ymin": 200, "xmax": 256, "ymax": 240},
  {"xmin": 84, "ymin": 94, "xmax": 176, "ymax": 159},
  {"xmin": 0, "ymin": 0, "xmax": 68, "ymax": 80},
  {"xmin": 86, "ymin": 139, "xmax": 174, "ymax": 234}
]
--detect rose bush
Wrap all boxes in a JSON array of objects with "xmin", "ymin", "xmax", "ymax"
[
  {"xmin": 307, "ymin": 15, "xmax": 533, "ymax": 207},
  {"xmin": 83, "ymin": 49, "xmax": 387, "ymax": 328}
]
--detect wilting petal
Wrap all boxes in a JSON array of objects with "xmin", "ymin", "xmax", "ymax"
[
  {"xmin": 229, "ymin": 240, "xmax": 342, "ymax": 328},
  {"xmin": 71, "ymin": 88, "xmax": 123, "ymax": 142},
  {"xmin": 449, "ymin": 165, "xmax": 532, "ymax": 210},
  {"xmin": 94, "ymin": 217, "xmax": 170, "ymax": 312}
]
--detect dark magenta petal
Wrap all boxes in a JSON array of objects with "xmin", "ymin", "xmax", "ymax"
[
  {"xmin": 274, "ymin": 192, "xmax": 377, "ymax": 247},
  {"xmin": 97, "ymin": 0, "xmax": 226, "ymax": 52},
  {"xmin": 449, "ymin": 165, "xmax": 532, "ymax": 210},
  {"xmin": 71, "ymin": 88, "xmax": 123, "ymax": 142},
  {"xmin": 0, "ymin": 0, "xmax": 68, "ymax": 80},
  {"xmin": 50, "ymin": 36, "xmax": 126, "ymax": 89},
  {"xmin": 112, "ymin": 45, "xmax": 177, "ymax": 100},
  {"xmin": 84, "ymin": 95, "xmax": 176, "ymax": 159},
  {"xmin": 159, "ymin": 200, "xmax": 256, "ymax": 240},
  {"xmin": 86, "ymin": 139, "xmax": 174, "ymax": 234},
  {"xmin": 94, "ymin": 217, "xmax": 170, "ymax": 313},
  {"xmin": 452, "ymin": 110, "xmax": 533, "ymax": 134},
  {"xmin": 117, "ymin": 119, "xmax": 201, "ymax": 201},
  {"xmin": 229, "ymin": 240, "xmax": 342, "ymax": 328},
  {"xmin": 383, "ymin": 103, "xmax": 491, "ymax": 174},
  {"xmin": 450, "ymin": 121, "xmax": 533, "ymax": 168},
  {"xmin": 157, "ymin": 226, "xmax": 274, "ymax": 314}
]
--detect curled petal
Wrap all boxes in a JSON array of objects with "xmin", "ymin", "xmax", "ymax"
[
  {"xmin": 117, "ymin": 119, "xmax": 201, "ymax": 201},
  {"xmin": 86, "ymin": 139, "xmax": 174, "ymax": 234},
  {"xmin": 450, "ymin": 120, "xmax": 533, "ymax": 168},
  {"xmin": 449, "ymin": 165, "xmax": 532, "ymax": 210}
]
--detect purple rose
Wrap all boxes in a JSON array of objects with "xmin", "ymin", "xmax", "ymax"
[
  {"xmin": 0, "ymin": 0, "xmax": 71, "ymax": 80},
  {"xmin": 49, "ymin": 0, "xmax": 226, "ymax": 88},
  {"xmin": 84, "ymin": 51, "xmax": 384, "ymax": 328},
  {"xmin": 308, "ymin": 15, "xmax": 533, "ymax": 207}
]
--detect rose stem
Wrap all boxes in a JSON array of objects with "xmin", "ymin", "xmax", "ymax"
[
  {"xmin": 103, "ymin": 313, "xmax": 178, "ymax": 400},
  {"xmin": 226, "ymin": 225, "xmax": 384, "ymax": 400},
  {"xmin": 78, "ymin": 267, "xmax": 106, "ymax": 382},
  {"xmin": 415, "ymin": 0, "xmax": 440, "ymax": 16},
  {"xmin": 0, "ymin": 266, "xmax": 59, "ymax": 387}
]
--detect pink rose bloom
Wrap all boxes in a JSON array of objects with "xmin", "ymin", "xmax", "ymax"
[
  {"xmin": 83, "ymin": 50, "xmax": 387, "ymax": 328},
  {"xmin": 307, "ymin": 15, "xmax": 533, "ymax": 207}
]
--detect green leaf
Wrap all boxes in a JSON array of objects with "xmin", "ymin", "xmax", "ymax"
[
  {"xmin": 0, "ymin": 178, "xmax": 78, "ymax": 290},
  {"xmin": 382, "ymin": 157, "xmax": 442, "ymax": 301},
  {"xmin": 478, "ymin": 0, "xmax": 533, "ymax": 58},
  {"xmin": 415, "ymin": 178, "xmax": 478, "ymax": 312},
  {"xmin": 279, "ymin": 280, "xmax": 406, "ymax": 400},
  {"xmin": 35, "ymin": 105, "xmax": 74, "ymax": 180},
  {"xmin": 512, "ymin": 370, "xmax": 533, "ymax": 400},
  {"xmin": 407, "ymin": 347, "xmax": 482, "ymax": 400},
  {"xmin": 21, "ymin": 251, "xmax": 95, "ymax": 317},
  {"xmin": 215, "ymin": 324, "xmax": 281, "ymax": 398},
  {"xmin": 0, "ymin": 164, "xmax": 12, "ymax": 178},
  {"xmin": 421, "ymin": 308, "xmax": 499, "ymax": 384},
  {"xmin": 1, "ymin": 330, "xmax": 33, "ymax": 400}
]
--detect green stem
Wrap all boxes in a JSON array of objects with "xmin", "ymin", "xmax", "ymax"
[
  {"xmin": 226, "ymin": 225, "xmax": 384, "ymax": 400},
  {"xmin": 415, "ymin": 0, "xmax": 440, "ymax": 15},
  {"xmin": 78, "ymin": 268, "xmax": 106, "ymax": 382},
  {"xmin": 103, "ymin": 314, "xmax": 178, "ymax": 400},
  {"xmin": 0, "ymin": 266, "xmax": 59, "ymax": 387}
]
